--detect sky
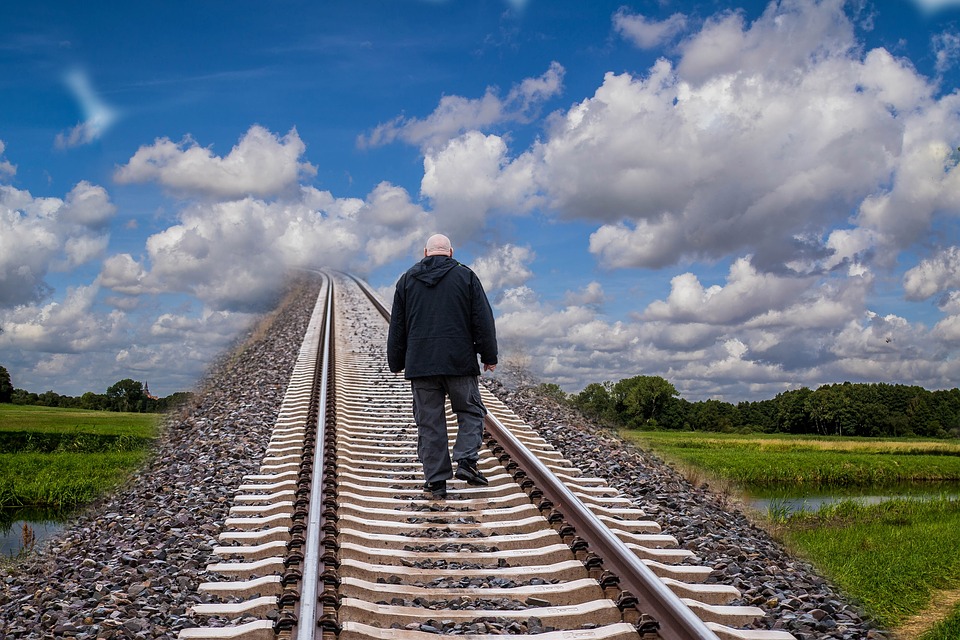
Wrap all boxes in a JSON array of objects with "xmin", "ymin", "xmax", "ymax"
[{"xmin": 3, "ymin": 0, "xmax": 960, "ymax": 403}]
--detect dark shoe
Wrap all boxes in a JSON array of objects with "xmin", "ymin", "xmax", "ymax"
[
  {"xmin": 455, "ymin": 459, "xmax": 488, "ymax": 486},
  {"xmin": 422, "ymin": 480, "xmax": 447, "ymax": 499}
]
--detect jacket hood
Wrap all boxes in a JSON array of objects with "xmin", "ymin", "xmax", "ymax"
[{"xmin": 410, "ymin": 255, "xmax": 457, "ymax": 287}]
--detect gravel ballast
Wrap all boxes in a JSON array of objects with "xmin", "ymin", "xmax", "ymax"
[
  {"xmin": 482, "ymin": 380, "xmax": 892, "ymax": 640},
  {"xmin": 1, "ymin": 278, "xmax": 890, "ymax": 639},
  {"xmin": 0, "ymin": 276, "xmax": 323, "ymax": 638}
]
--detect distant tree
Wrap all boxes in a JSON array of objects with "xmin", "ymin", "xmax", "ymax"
[
  {"xmin": 37, "ymin": 390, "xmax": 65, "ymax": 408},
  {"xmin": 106, "ymin": 379, "xmax": 147, "ymax": 412},
  {"xmin": 0, "ymin": 365, "xmax": 12, "ymax": 403},
  {"xmin": 80, "ymin": 391, "xmax": 107, "ymax": 411},
  {"xmin": 155, "ymin": 391, "xmax": 194, "ymax": 412},
  {"xmin": 776, "ymin": 387, "xmax": 813, "ymax": 433},
  {"xmin": 571, "ymin": 382, "xmax": 617, "ymax": 424},
  {"xmin": 614, "ymin": 375, "xmax": 679, "ymax": 428},
  {"xmin": 658, "ymin": 396, "xmax": 692, "ymax": 430}
]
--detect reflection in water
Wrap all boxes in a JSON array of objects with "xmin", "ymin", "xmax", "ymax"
[
  {"xmin": 748, "ymin": 482, "xmax": 960, "ymax": 516},
  {"xmin": 0, "ymin": 509, "xmax": 70, "ymax": 557}
]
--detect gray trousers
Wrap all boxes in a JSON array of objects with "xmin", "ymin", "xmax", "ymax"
[{"xmin": 411, "ymin": 375, "xmax": 486, "ymax": 484}]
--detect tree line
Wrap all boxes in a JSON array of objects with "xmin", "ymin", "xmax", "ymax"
[
  {"xmin": 0, "ymin": 365, "xmax": 191, "ymax": 414},
  {"xmin": 563, "ymin": 375, "xmax": 960, "ymax": 439}
]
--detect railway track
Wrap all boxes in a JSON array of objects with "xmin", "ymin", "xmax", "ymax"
[{"xmin": 177, "ymin": 272, "xmax": 796, "ymax": 640}]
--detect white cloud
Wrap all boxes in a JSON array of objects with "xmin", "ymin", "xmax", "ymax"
[
  {"xmin": 643, "ymin": 258, "xmax": 814, "ymax": 325},
  {"xmin": 485, "ymin": 259, "xmax": 960, "ymax": 398},
  {"xmin": 903, "ymin": 246, "xmax": 960, "ymax": 300},
  {"xmin": 676, "ymin": 0, "xmax": 857, "ymax": 84},
  {"xmin": 59, "ymin": 181, "xmax": 117, "ymax": 229},
  {"xmin": 481, "ymin": 0, "xmax": 960, "ymax": 277},
  {"xmin": 0, "ymin": 182, "xmax": 116, "ymax": 307},
  {"xmin": 933, "ymin": 31, "xmax": 960, "ymax": 74},
  {"xmin": 61, "ymin": 234, "xmax": 110, "ymax": 269},
  {"xmin": 105, "ymin": 158, "xmax": 432, "ymax": 312},
  {"xmin": 933, "ymin": 313, "xmax": 960, "ymax": 342},
  {"xmin": 563, "ymin": 281, "xmax": 605, "ymax": 307},
  {"xmin": 100, "ymin": 254, "xmax": 149, "ymax": 295},
  {"xmin": 0, "ymin": 141, "xmax": 15, "ymax": 178},
  {"xmin": 0, "ymin": 283, "xmax": 126, "ymax": 352},
  {"xmin": 55, "ymin": 69, "xmax": 119, "ymax": 149},
  {"xmin": 613, "ymin": 9, "xmax": 687, "ymax": 49},
  {"xmin": 421, "ymin": 131, "xmax": 537, "ymax": 237},
  {"xmin": 359, "ymin": 62, "xmax": 564, "ymax": 151},
  {"xmin": 469, "ymin": 244, "xmax": 535, "ymax": 293},
  {"xmin": 114, "ymin": 125, "xmax": 317, "ymax": 200}
]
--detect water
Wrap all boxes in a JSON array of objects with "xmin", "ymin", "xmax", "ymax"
[
  {"xmin": 747, "ymin": 482, "xmax": 960, "ymax": 516},
  {"xmin": 0, "ymin": 509, "xmax": 70, "ymax": 557}
]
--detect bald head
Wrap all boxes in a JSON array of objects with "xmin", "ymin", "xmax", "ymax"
[{"xmin": 424, "ymin": 234, "xmax": 453, "ymax": 257}]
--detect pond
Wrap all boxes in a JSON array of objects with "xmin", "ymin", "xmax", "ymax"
[
  {"xmin": 1, "ymin": 508, "xmax": 71, "ymax": 558},
  {"xmin": 746, "ymin": 481, "xmax": 960, "ymax": 516}
]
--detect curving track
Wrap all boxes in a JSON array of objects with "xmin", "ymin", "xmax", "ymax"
[{"xmin": 177, "ymin": 272, "xmax": 796, "ymax": 640}]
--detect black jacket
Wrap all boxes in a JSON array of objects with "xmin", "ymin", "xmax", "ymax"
[{"xmin": 387, "ymin": 255, "xmax": 498, "ymax": 378}]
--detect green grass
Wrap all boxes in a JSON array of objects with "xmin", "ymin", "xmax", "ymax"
[
  {"xmin": 0, "ymin": 451, "xmax": 148, "ymax": 508},
  {"xmin": 0, "ymin": 405, "xmax": 158, "ymax": 510},
  {"xmin": 781, "ymin": 498, "xmax": 960, "ymax": 628},
  {"xmin": 0, "ymin": 404, "xmax": 158, "ymax": 437},
  {"xmin": 621, "ymin": 430, "xmax": 960, "ymax": 489},
  {"xmin": 620, "ymin": 429, "xmax": 960, "ymax": 636}
]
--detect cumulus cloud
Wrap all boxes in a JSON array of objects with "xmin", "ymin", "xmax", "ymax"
[
  {"xmin": 0, "ymin": 141, "xmax": 15, "ymax": 178},
  {"xmin": 55, "ymin": 69, "xmax": 119, "ymax": 149},
  {"xmin": 104, "ymin": 159, "xmax": 432, "ymax": 312},
  {"xmin": 100, "ymin": 254, "xmax": 149, "ymax": 296},
  {"xmin": 114, "ymin": 125, "xmax": 317, "ymax": 200},
  {"xmin": 643, "ymin": 258, "xmax": 815, "ymax": 325},
  {"xmin": 489, "ymin": 255, "xmax": 959, "ymax": 398},
  {"xmin": 59, "ymin": 180, "xmax": 117, "ymax": 229},
  {"xmin": 563, "ymin": 282, "xmax": 605, "ymax": 307},
  {"xmin": 481, "ymin": 0, "xmax": 958, "ymax": 276},
  {"xmin": 903, "ymin": 246, "xmax": 960, "ymax": 300},
  {"xmin": 0, "ymin": 182, "xmax": 116, "ymax": 307},
  {"xmin": 933, "ymin": 31, "xmax": 960, "ymax": 74},
  {"xmin": 469, "ymin": 244, "xmax": 535, "ymax": 293},
  {"xmin": 421, "ymin": 131, "xmax": 539, "ymax": 237},
  {"xmin": 358, "ymin": 62, "xmax": 564, "ymax": 151},
  {"xmin": 0, "ymin": 283, "xmax": 126, "ymax": 352},
  {"xmin": 613, "ymin": 9, "xmax": 687, "ymax": 49}
]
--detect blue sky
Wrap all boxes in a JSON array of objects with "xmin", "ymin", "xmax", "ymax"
[{"xmin": 3, "ymin": 0, "xmax": 960, "ymax": 402}]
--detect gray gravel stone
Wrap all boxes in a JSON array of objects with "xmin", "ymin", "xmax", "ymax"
[
  {"xmin": 0, "ymin": 275, "xmax": 323, "ymax": 638},
  {"xmin": 0, "ymin": 275, "xmax": 895, "ymax": 639},
  {"xmin": 482, "ymin": 378, "xmax": 894, "ymax": 640}
]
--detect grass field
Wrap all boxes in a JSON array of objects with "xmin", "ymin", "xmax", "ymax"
[
  {"xmin": 621, "ymin": 430, "xmax": 960, "ymax": 489},
  {"xmin": 0, "ymin": 405, "xmax": 158, "ymax": 509},
  {"xmin": 0, "ymin": 451, "xmax": 148, "ymax": 508},
  {"xmin": 782, "ymin": 498, "xmax": 960, "ymax": 629},
  {"xmin": 620, "ymin": 429, "xmax": 960, "ymax": 638},
  {"xmin": 0, "ymin": 405, "xmax": 159, "ymax": 437}
]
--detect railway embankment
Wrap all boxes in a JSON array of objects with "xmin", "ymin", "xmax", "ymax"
[
  {"xmin": 0, "ymin": 275, "xmax": 323, "ymax": 638},
  {"xmin": 1, "ymin": 271, "xmax": 887, "ymax": 639},
  {"xmin": 483, "ymin": 381, "xmax": 891, "ymax": 640}
]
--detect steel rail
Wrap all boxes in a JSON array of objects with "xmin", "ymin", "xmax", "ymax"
[
  {"xmin": 349, "ymin": 272, "xmax": 720, "ymax": 640},
  {"xmin": 483, "ymin": 411, "xmax": 721, "ymax": 640},
  {"xmin": 295, "ymin": 275, "xmax": 334, "ymax": 640}
]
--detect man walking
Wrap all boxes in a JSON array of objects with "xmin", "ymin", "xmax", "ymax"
[{"xmin": 387, "ymin": 234, "xmax": 498, "ymax": 499}]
